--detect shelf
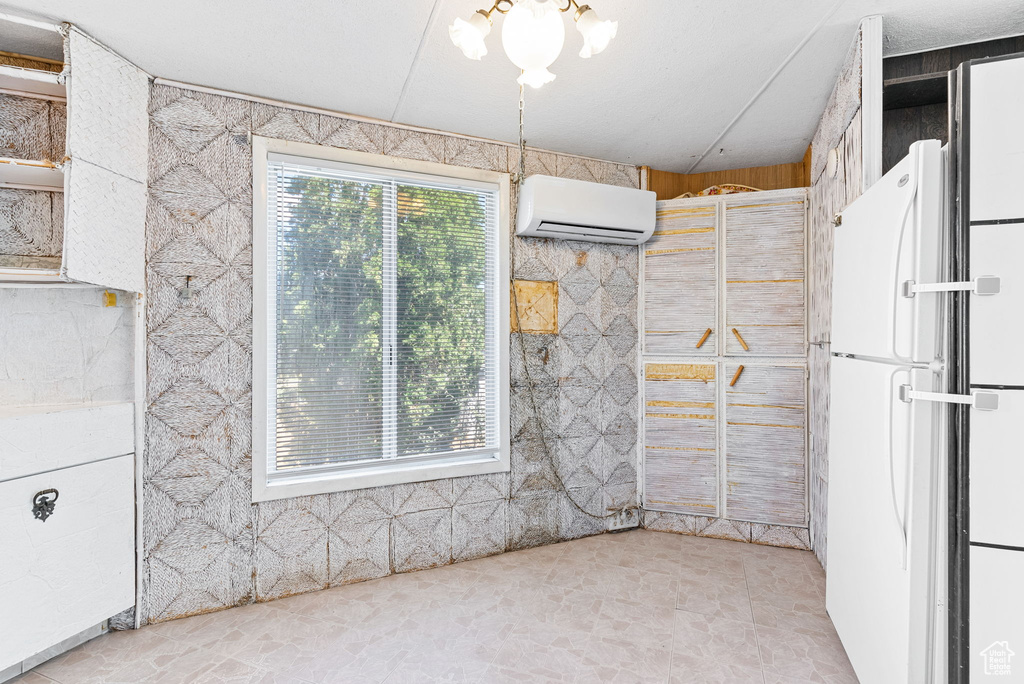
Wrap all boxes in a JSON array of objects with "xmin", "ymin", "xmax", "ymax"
[
  {"xmin": 0, "ymin": 156, "xmax": 64, "ymax": 191},
  {"xmin": 0, "ymin": 63, "xmax": 65, "ymax": 101},
  {"xmin": 0, "ymin": 265, "xmax": 64, "ymax": 284},
  {"xmin": 883, "ymin": 72, "xmax": 948, "ymax": 111}
]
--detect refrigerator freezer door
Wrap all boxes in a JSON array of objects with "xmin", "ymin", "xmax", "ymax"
[
  {"xmin": 831, "ymin": 140, "xmax": 943, "ymax": 363},
  {"xmin": 970, "ymin": 222, "xmax": 1024, "ymax": 387},
  {"xmin": 969, "ymin": 56, "xmax": 1024, "ymax": 223},
  {"xmin": 827, "ymin": 356, "xmax": 942, "ymax": 683},
  {"xmin": 970, "ymin": 546, "xmax": 1024, "ymax": 680},
  {"xmin": 970, "ymin": 389, "xmax": 1024, "ymax": 548}
]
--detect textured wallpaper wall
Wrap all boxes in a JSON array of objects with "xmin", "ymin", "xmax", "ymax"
[
  {"xmin": 808, "ymin": 29, "xmax": 866, "ymax": 570},
  {"xmin": 141, "ymin": 83, "xmax": 641, "ymax": 624}
]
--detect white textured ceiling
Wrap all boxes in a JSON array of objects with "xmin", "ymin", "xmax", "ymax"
[{"xmin": 2, "ymin": 0, "xmax": 1022, "ymax": 172}]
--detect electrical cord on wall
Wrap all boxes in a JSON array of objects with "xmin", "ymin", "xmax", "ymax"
[{"xmin": 508, "ymin": 76, "xmax": 638, "ymax": 522}]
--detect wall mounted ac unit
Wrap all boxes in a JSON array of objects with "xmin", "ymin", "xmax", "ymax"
[{"xmin": 516, "ymin": 174, "xmax": 656, "ymax": 245}]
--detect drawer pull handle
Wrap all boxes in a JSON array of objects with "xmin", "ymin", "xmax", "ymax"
[
  {"xmin": 696, "ymin": 328, "xmax": 712, "ymax": 349},
  {"xmin": 730, "ymin": 365, "xmax": 745, "ymax": 387},
  {"xmin": 732, "ymin": 328, "xmax": 750, "ymax": 351},
  {"xmin": 32, "ymin": 488, "xmax": 59, "ymax": 522}
]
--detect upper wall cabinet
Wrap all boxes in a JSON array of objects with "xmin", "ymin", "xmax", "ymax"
[
  {"xmin": 643, "ymin": 189, "xmax": 807, "ymax": 358},
  {"xmin": 0, "ymin": 24, "xmax": 148, "ymax": 291},
  {"xmin": 724, "ymin": 190, "xmax": 807, "ymax": 357},
  {"xmin": 643, "ymin": 200, "xmax": 718, "ymax": 355}
]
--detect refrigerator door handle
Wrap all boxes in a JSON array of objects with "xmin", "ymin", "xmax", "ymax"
[
  {"xmin": 901, "ymin": 275, "xmax": 1001, "ymax": 298},
  {"xmin": 898, "ymin": 385, "xmax": 1000, "ymax": 411},
  {"xmin": 887, "ymin": 368, "xmax": 909, "ymax": 569}
]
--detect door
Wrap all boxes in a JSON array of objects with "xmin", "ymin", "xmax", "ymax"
[
  {"xmin": 970, "ymin": 546, "xmax": 1024, "ymax": 679},
  {"xmin": 643, "ymin": 363, "xmax": 718, "ymax": 515},
  {"xmin": 0, "ymin": 454, "xmax": 135, "ymax": 671},
  {"xmin": 723, "ymin": 190, "xmax": 805, "ymax": 357},
  {"xmin": 723, "ymin": 363, "xmax": 805, "ymax": 525},
  {"xmin": 830, "ymin": 140, "xmax": 944, "ymax": 363},
  {"xmin": 970, "ymin": 390, "xmax": 1024, "ymax": 549},
  {"xmin": 826, "ymin": 356, "xmax": 943, "ymax": 683},
  {"xmin": 643, "ymin": 200, "xmax": 717, "ymax": 355},
  {"xmin": 970, "ymin": 222, "xmax": 1024, "ymax": 386}
]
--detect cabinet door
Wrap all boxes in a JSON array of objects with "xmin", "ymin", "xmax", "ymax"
[
  {"xmin": 644, "ymin": 200, "xmax": 717, "ymax": 355},
  {"xmin": 643, "ymin": 363, "xmax": 718, "ymax": 516},
  {"xmin": 724, "ymin": 363, "xmax": 805, "ymax": 525},
  {"xmin": 0, "ymin": 454, "xmax": 134, "ymax": 670},
  {"xmin": 724, "ymin": 192, "xmax": 806, "ymax": 356}
]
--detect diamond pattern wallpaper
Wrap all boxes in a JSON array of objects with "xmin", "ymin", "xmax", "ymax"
[{"xmin": 142, "ymin": 83, "xmax": 641, "ymax": 624}]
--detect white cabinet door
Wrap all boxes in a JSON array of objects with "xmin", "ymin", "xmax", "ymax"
[
  {"xmin": 970, "ymin": 546, "xmax": 1024, "ymax": 680},
  {"xmin": 970, "ymin": 222, "xmax": 1024, "ymax": 387},
  {"xmin": 643, "ymin": 201, "xmax": 718, "ymax": 355},
  {"xmin": 0, "ymin": 455, "xmax": 134, "ymax": 671},
  {"xmin": 969, "ymin": 56, "xmax": 1024, "ymax": 223},
  {"xmin": 643, "ymin": 363, "xmax": 718, "ymax": 516},
  {"xmin": 970, "ymin": 389, "xmax": 1024, "ymax": 548}
]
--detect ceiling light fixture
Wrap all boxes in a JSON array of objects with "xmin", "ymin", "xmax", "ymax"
[{"xmin": 450, "ymin": 0, "xmax": 618, "ymax": 88}]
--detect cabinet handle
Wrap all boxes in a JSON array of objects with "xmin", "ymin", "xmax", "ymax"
[
  {"xmin": 730, "ymin": 365, "xmax": 745, "ymax": 387},
  {"xmin": 732, "ymin": 328, "xmax": 750, "ymax": 351},
  {"xmin": 696, "ymin": 328, "xmax": 712, "ymax": 349},
  {"xmin": 32, "ymin": 488, "xmax": 59, "ymax": 522}
]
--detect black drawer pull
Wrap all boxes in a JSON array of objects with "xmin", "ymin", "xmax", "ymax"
[{"xmin": 32, "ymin": 489, "xmax": 59, "ymax": 522}]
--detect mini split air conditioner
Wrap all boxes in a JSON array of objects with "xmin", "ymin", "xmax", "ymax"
[{"xmin": 516, "ymin": 174, "xmax": 656, "ymax": 245}]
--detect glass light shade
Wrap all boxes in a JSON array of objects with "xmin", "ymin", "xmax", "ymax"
[
  {"xmin": 501, "ymin": 0, "xmax": 565, "ymax": 88},
  {"xmin": 576, "ymin": 7, "xmax": 617, "ymax": 58},
  {"xmin": 450, "ymin": 11, "xmax": 491, "ymax": 60}
]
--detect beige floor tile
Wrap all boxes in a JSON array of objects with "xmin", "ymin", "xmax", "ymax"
[
  {"xmin": 672, "ymin": 611, "xmax": 761, "ymax": 671},
  {"xmin": 485, "ymin": 618, "xmax": 590, "ymax": 682},
  {"xmin": 675, "ymin": 572, "xmax": 754, "ymax": 623},
  {"xmin": 577, "ymin": 633, "xmax": 673, "ymax": 683},
  {"xmin": 757, "ymin": 625, "xmax": 858, "ymax": 683}
]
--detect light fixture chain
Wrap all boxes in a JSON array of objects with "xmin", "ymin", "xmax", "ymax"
[{"xmin": 517, "ymin": 75, "xmax": 526, "ymax": 183}]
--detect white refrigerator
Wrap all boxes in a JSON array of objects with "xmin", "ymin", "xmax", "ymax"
[
  {"xmin": 827, "ymin": 139, "xmax": 953, "ymax": 684},
  {"xmin": 826, "ymin": 53, "xmax": 1024, "ymax": 683}
]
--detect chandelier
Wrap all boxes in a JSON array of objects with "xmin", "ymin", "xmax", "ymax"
[{"xmin": 449, "ymin": 0, "xmax": 618, "ymax": 88}]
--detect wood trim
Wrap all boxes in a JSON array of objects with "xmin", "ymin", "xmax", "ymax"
[
  {"xmin": 0, "ymin": 50, "xmax": 63, "ymax": 73},
  {"xmin": 646, "ymin": 148, "xmax": 812, "ymax": 201}
]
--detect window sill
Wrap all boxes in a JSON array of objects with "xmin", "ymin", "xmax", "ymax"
[{"xmin": 252, "ymin": 449, "xmax": 509, "ymax": 502}]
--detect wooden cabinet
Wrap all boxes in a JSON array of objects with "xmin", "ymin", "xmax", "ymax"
[
  {"xmin": 643, "ymin": 363, "xmax": 718, "ymax": 516},
  {"xmin": 641, "ymin": 188, "xmax": 808, "ymax": 528},
  {"xmin": 642, "ymin": 200, "xmax": 718, "ymax": 355},
  {"xmin": 724, "ymin": 193, "xmax": 806, "ymax": 357},
  {"xmin": 0, "ymin": 403, "xmax": 135, "ymax": 673},
  {"xmin": 723, "ymin": 363, "xmax": 806, "ymax": 525},
  {"xmin": 0, "ymin": 26, "xmax": 147, "ymax": 291}
]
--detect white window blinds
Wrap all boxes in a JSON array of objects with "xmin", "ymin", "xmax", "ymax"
[{"xmin": 265, "ymin": 154, "xmax": 501, "ymax": 476}]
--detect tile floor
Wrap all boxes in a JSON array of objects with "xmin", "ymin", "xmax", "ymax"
[{"xmin": 15, "ymin": 530, "xmax": 857, "ymax": 683}]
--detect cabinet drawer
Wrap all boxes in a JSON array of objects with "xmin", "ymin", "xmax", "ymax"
[
  {"xmin": 0, "ymin": 454, "xmax": 134, "ymax": 671},
  {"xmin": 0, "ymin": 402, "xmax": 134, "ymax": 482}
]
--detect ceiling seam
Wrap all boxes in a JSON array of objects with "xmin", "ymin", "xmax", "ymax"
[
  {"xmin": 684, "ymin": 0, "xmax": 847, "ymax": 174},
  {"xmin": 390, "ymin": 0, "xmax": 445, "ymax": 123}
]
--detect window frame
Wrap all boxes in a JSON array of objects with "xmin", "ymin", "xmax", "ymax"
[{"xmin": 252, "ymin": 136, "xmax": 510, "ymax": 502}]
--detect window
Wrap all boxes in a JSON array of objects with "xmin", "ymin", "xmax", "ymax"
[{"xmin": 252, "ymin": 137, "xmax": 509, "ymax": 501}]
